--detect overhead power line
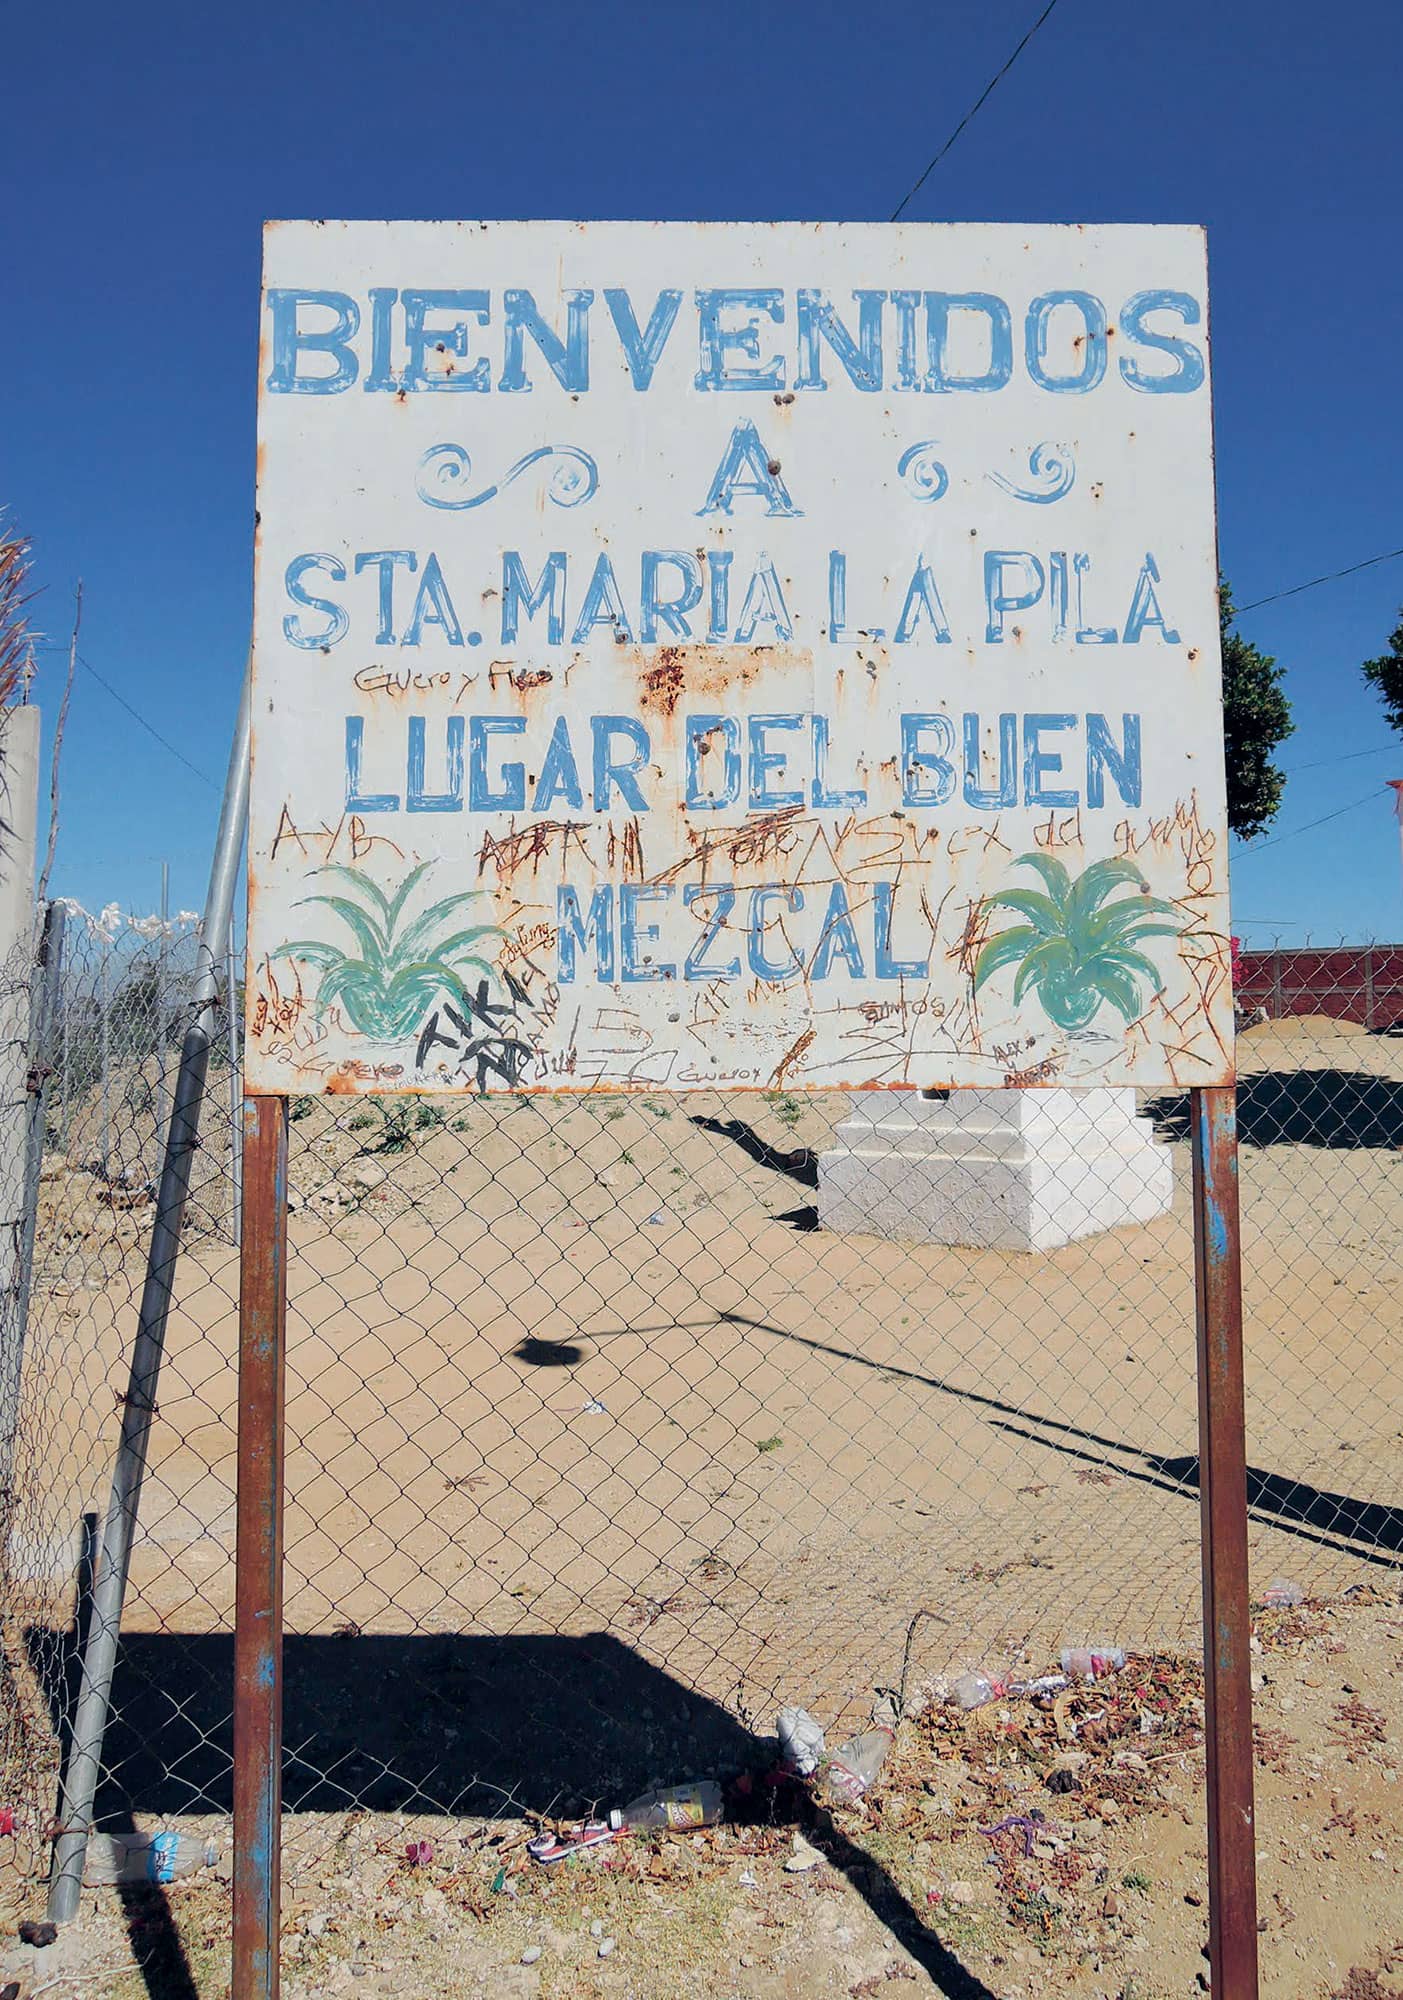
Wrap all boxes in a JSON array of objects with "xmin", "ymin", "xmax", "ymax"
[
  {"xmin": 1233, "ymin": 787, "xmax": 1390, "ymax": 861},
  {"xmin": 31, "ymin": 641, "xmax": 219, "ymax": 789},
  {"xmin": 1285, "ymin": 743, "xmax": 1397, "ymax": 774},
  {"xmin": 1234, "ymin": 546, "xmax": 1403, "ymax": 614},
  {"xmin": 891, "ymin": 0, "xmax": 1065, "ymax": 222},
  {"xmin": 74, "ymin": 654, "xmax": 219, "ymax": 790}
]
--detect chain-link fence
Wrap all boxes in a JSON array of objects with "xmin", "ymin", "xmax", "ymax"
[
  {"xmin": 1, "ymin": 902, "xmax": 242, "ymax": 1894},
  {"xmin": 1, "ymin": 934, "xmax": 1399, "ymax": 1991}
]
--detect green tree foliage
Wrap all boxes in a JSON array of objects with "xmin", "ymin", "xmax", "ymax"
[
  {"xmin": 1219, "ymin": 578, "xmax": 1294, "ymax": 841},
  {"xmin": 1361, "ymin": 607, "xmax": 1403, "ymax": 737}
]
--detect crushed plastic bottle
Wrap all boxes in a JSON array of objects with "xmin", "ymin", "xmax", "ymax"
[
  {"xmin": 951, "ymin": 1670, "xmax": 1069, "ymax": 1711},
  {"xmin": 818, "ymin": 1729, "xmax": 893, "ymax": 1806},
  {"xmin": 777, "ymin": 1706, "xmax": 826, "ymax": 1777},
  {"xmin": 83, "ymin": 1830, "xmax": 217, "ymax": 1885},
  {"xmin": 609, "ymin": 1781, "xmax": 723, "ymax": 1832},
  {"xmin": 1261, "ymin": 1579, "xmax": 1305, "ymax": 1609},
  {"xmin": 951, "ymin": 1671, "xmax": 1011, "ymax": 1711},
  {"xmin": 1060, "ymin": 1646, "xmax": 1126, "ymax": 1682}
]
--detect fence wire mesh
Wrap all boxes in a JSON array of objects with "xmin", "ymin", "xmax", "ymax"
[
  {"xmin": 1, "ymin": 930, "xmax": 1400, "ymax": 1993},
  {"xmin": 1, "ymin": 902, "xmax": 240, "ymax": 1890}
]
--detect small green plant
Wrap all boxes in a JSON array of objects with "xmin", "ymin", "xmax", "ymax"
[
  {"xmin": 276, "ymin": 861, "xmax": 501, "ymax": 1041},
  {"xmin": 755, "ymin": 1435, "xmax": 783, "ymax": 1454},
  {"xmin": 288, "ymin": 1097, "xmax": 316, "ymax": 1122},
  {"xmin": 1121, "ymin": 1868, "xmax": 1152, "ymax": 1895},
  {"xmin": 348, "ymin": 1109, "xmax": 377, "ymax": 1131},
  {"xmin": 974, "ymin": 854, "xmax": 1183, "ymax": 1032},
  {"xmin": 606, "ymin": 1106, "xmax": 626, "ymax": 1122},
  {"xmin": 377, "ymin": 1102, "xmax": 415, "ymax": 1153},
  {"xmin": 620, "ymin": 1149, "xmax": 635, "ymax": 1165},
  {"xmin": 766, "ymin": 1092, "xmax": 803, "ymax": 1130},
  {"xmin": 411, "ymin": 1103, "xmax": 445, "ymax": 1132}
]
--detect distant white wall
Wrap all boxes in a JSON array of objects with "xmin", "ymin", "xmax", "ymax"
[{"xmin": 0, "ymin": 707, "xmax": 41, "ymax": 1285}]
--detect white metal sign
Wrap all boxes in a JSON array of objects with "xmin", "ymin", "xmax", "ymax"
[{"xmin": 247, "ymin": 221, "xmax": 1231, "ymax": 1094}]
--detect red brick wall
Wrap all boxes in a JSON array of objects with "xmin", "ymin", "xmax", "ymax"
[{"xmin": 1236, "ymin": 948, "xmax": 1403, "ymax": 1029}]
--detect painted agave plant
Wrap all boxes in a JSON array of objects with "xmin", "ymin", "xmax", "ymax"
[
  {"xmin": 276, "ymin": 862, "xmax": 502, "ymax": 1041},
  {"xmin": 973, "ymin": 854, "xmax": 1183, "ymax": 1033}
]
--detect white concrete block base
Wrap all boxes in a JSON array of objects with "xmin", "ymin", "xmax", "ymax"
[{"xmin": 816, "ymin": 1087, "xmax": 1173, "ymax": 1252}]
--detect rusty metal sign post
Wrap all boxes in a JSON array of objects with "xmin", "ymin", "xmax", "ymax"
[
  {"xmin": 1191, "ymin": 1087, "xmax": 1259, "ymax": 1998},
  {"xmin": 233, "ymin": 220, "xmax": 1257, "ymax": 1999},
  {"xmin": 234, "ymin": 1098, "xmax": 287, "ymax": 2000}
]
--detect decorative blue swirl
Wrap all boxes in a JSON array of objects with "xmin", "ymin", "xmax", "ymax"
[
  {"xmin": 986, "ymin": 441, "xmax": 1076, "ymax": 504},
  {"xmin": 416, "ymin": 442, "xmax": 600, "ymax": 512},
  {"xmin": 897, "ymin": 442, "xmax": 950, "ymax": 503}
]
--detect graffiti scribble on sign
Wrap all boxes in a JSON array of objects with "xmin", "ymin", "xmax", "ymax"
[{"xmin": 415, "ymin": 971, "xmax": 542, "ymax": 1093}]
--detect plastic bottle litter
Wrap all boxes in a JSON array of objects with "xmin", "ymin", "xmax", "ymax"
[
  {"xmin": 777, "ymin": 1706, "xmax": 826, "ymax": 1776},
  {"xmin": 952, "ymin": 1671, "xmax": 1010, "ymax": 1710},
  {"xmin": 83, "ymin": 1831, "xmax": 217, "ymax": 1885},
  {"xmin": 951, "ymin": 1670, "xmax": 1069, "ymax": 1711},
  {"xmin": 1060, "ymin": 1646, "xmax": 1126, "ymax": 1682},
  {"xmin": 1261, "ymin": 1579, "xmax": 1305, "ymax": 1609},
  {"xmin": 609, "ymin": 1780, "xmax": 722, "ymax": 1832},
  {"xmin": 818, "ymin": 1729, "xmax": 893, "ymax": 1806}
]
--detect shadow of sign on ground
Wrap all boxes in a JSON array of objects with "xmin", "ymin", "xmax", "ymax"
[{"xmin": 1147, "ymin": 1068, "xmax": 1403, "ymax": 1148}]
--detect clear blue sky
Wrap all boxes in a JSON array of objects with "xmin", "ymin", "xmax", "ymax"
[{"xmin": 8, "ymin": 0, "xmax": 1402, "ymax": 943}]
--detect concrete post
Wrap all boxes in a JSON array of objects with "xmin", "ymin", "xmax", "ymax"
[{"xmin": 817, "ymin": 1085, "xmax": 1174, "ymax": 1252}]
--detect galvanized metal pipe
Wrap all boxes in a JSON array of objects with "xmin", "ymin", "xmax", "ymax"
[
  {"xmin": 1191, "ymin": 1085, "xmax": 1260, "ymax": 2000},
  {"xmin": 99, "ymin": 936, "xmax": 110, "ymax": 1176},
  {"xmin": 48, "ymin": 669, "xmax": 250, "ymax": 1922},
  {"xmin": 233, "ymin": 1095, "xmax": 287, "ymax": 2000}
]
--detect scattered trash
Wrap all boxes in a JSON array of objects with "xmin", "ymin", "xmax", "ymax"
[
  {"xmin": 818, "ymin": 1728, "xmax": 894, "ymax": 1807},
  {"xmin": 778, "ymin": 1705, "xmax": 826, "ymax": 1777},
  {"xmin": 612, "ymin": 1781, "xmax": 723, "ymax": 1832},
  {"xmin": 520, "ymin": 1944, "xmax": 542, "ymax": 1964},
  {"xmin": 1060, "ymin": 1646, "xmax": 1127, "ymax": 1681},
  {"xmin": 738, "ymin": 1869, "xmax": 757, "ymax": 1887},
  {"xmin": 951, "ymin": 1671, "xmax": 1010, "ymax": 1711},
  {"xmin": 404, "ymin": 1839, "xmax": 434, "ymax": 1867},
  {"xmin": 528, "ymin": 1780, "xmax": 722, "ymax": 1864},
  {"xmin": 0, "ymin": 1809, "xmax": 13, "ymax": 1837},
  {"xmin": 527, "ymin": 1818, "xmax": 615, "ymax": 1866},
  {"xmin": 785, "ymin": 1832, "xmax": 823, "ymax": 1873},
  {"xmin": 1262, "ymin": 1579, "xmax": 1305, "ymax": 1609},
  {"xmin": 980, "ymin": 1810, "xmax": 1045, "ymax": 1857},
  {"xmin": 82, "ymin": 1831, "xmax": 218, "ymax": 1885},
  {"xmin": 644, "ymin": 1211, "xmax": 666, "ymax": 1226},
  {"xmin": 952, "ymin": 1670, "xmax": 1068, "ymax": 1711},
  {"xmin": 18, "ymin": 1922, "xmax": 57, "ymax": 1947},
  {"xmin": 581, "ymin": 1399, "xmax": 609, "ymax": 1416}
]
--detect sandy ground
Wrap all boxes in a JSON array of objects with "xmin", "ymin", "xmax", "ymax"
[
  {"xmin": 2, "ymin": 1013, "xmax": 1399, "ymax": 1992},
  {"xmin": 3, "ymin": 1586, "xmax": 1403, "ymax": 2000}
]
